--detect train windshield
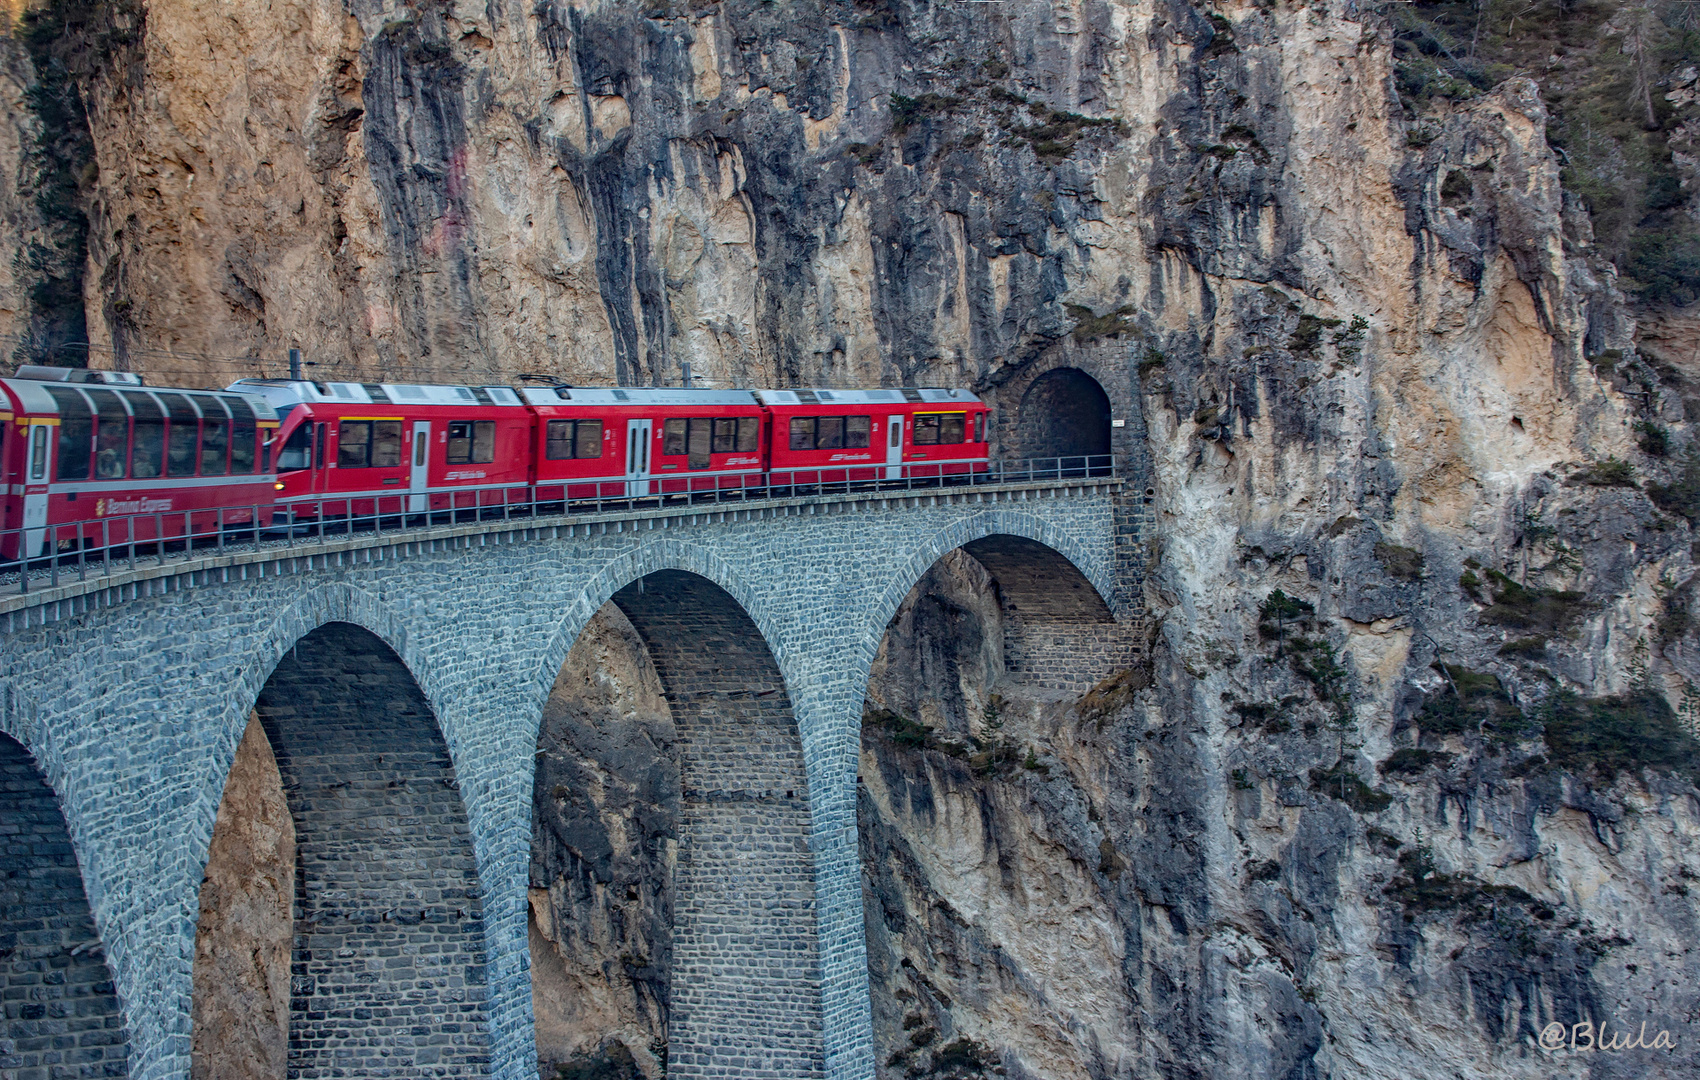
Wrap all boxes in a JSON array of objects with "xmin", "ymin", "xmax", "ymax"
[{"xmin": 276, "ymin": 423, "xmax": 312, "ymax": 471}]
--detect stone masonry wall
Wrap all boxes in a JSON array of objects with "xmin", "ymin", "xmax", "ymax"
[
  {"xmin": 0, "ymin": 732, "xmax": 129, "ymax": 1079},
  {"xmin": 614, "ymin": 572, "xmax": 823, "ymax": 1080},
  {"xmin": 254, "ymin": 624, "xmax": 490, "ymax": 1078},
  {"xmin": 964, "ymin": 536, "xmax": 1136, "ymax": 694},
  {"xmin": 0, "ymin": 485, "xmax": 1123, "ymax": 1080}
]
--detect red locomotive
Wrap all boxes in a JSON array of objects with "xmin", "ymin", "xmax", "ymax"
[{"xmin": 0, "ymin": 367, "xmax": 991, "ymax": 558}]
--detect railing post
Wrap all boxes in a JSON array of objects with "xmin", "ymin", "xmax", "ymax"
[{"xmin": 77, "ymin": 521, "xmax": 86, "ymax": 582}]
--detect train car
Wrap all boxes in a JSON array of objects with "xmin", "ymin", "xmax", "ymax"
[
  {"xmin": 0, "ymin": 367, "xmax": 280, "ymax": 559},
  {"xmin": 230, "ymin": 379, "xmax": 535, "ymax": 518},
  {"xmin": 753, "ymin": 387, "xmax": 990, "ymax": 485},
  {"xmin": 519, "ymin": 386, "xmax": 766, "ymax": 499}
]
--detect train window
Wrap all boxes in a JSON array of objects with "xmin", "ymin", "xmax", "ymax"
[
  {"xmin": 88, "ymin": 389, "xmax": 128, "ymax": 479},
  {"xmin": 276, "ymin": 424, "xmax": 312, "ymax": 471},
  {"xmin": 29, "ymin": 425, "xmax": 47, "ymax": 481},
  {"xmin": 846, "ymin": 416, "xmax": 871, "ymax": 448},
  {"xmin": 545, "ymin": 420, "xmax": 572, "ymax": 460},
  {"xmin": 789, "ymin": 416, "xmax": 813, "ymax": 451},
  {"xmin": 737, "ymin": 417, "xmax": 759, "ymax": 452},
  {"xmin": 201, "ymin": 416, "xmax": 229, "ymax": 475},
  {"xmin": 974, "ymin": 412, "xmax": 985, "ymax": 442},
  {"xmin": 686, "ymin": 418, "xmax": 711, "ymax": 469},
  {"xmin": 337, "ymin": 421, "xmax": 372, "ymax": 467},
  {"xmin": 230, "ymin": 417, "xmax": 257, "ymax": 474},
  {"xmin": 373, "ymin": 421, "xmax": 403, "ymax": 466},
  {"xmin": 913, "ymin": 415, "xmax": 940, "ymax": 445},
  {"xmin": 132, "ymin": 396, "xmax": 164, "ymax": 478},
  {"xmin": 314, "ymin": 423, "xmax": 326, "ymax": 469},
  {"xmin": 816, "ymin": 416, "xmax": 844, "ymax": 450},
  {"xmin": 573, "ymin": 420, "xmax": 602, "ymax": 459},
  {"xmin": 663, "ymin": 418, "xmax": 687, "ymax": 456},
  {"xmin": 446, "ymin": 420, "xmax": 494, "ymax": 464},
  {"xmin": 939, "ymin": 413, "xmax": 966, "ymax": 444},
  {"xmin": 712, "ymin": 418, "xmax": 738, "ymax": 454},
  {"xmin": 159, "ymin": 393, "xmax": 200, "ymax": 477},
  {"xmin": 46, "ymin": 387, "xmax": 92, "ymax": 481}
]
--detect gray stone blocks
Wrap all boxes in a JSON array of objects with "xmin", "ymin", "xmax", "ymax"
[{"xmin": 0, "ymin": 483, "xmax": 1124, "ymax": 1080}]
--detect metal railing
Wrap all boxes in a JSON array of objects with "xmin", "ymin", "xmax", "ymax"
[{"xmin": 0, "ymin": 455, "xmax": 1115, "ymax": 599}]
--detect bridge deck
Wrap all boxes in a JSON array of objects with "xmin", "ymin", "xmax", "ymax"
[{"xmin": 0, "ymin": 476, "xmax": 1121, "ymax": 629}]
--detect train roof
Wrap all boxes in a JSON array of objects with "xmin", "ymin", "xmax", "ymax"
[
  {"xmin": 225, "ymin": 378, "xmax": 981, "ymax": 411},
  {"xmin": 518, "ymin": 386, "xmax": 761, "ymax": 407},
  {"xmin": 1, "ymin": 378, "xmax": 279, "ymax": 420},
  {"xmin": 751, "ymin": 387, "xmax": 982, "ymax": 406},
  {"xmin": 229, "ymin": 379, "xmax": 526, "ymax": 408}
]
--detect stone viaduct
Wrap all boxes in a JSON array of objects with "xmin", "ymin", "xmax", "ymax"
[{"xmin": 0, "ymin": 346, "xmax": 1150, "ymax": 1080}]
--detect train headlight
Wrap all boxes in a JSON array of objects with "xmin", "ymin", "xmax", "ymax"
[{"xmin": 274, "ymin": 482, "xmax": 285, "ymax": 490}]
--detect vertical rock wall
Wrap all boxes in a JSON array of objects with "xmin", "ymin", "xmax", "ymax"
[
  {"xmin": 530, "ymin": 603, "xmax": 677, "ymax": 1079},
  {"xmin": 190, "ymin": 714, "xmax": 294, "ymax": 1080}
]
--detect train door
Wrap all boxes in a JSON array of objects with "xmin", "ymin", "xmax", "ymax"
[
  {"xmin": 408, "ymin": 421, "xmax": 431, "ymax": 512},
  {"xmin": 884, "ymin": 413, "xmax": 904, "ymax": 480},
  {"xmin": 22, "ymin": 421, "xmax": 52, "ymax": 557},
  {"xmin": 625, "ymin": 418, "xmax": 652, "ymax": 497}
]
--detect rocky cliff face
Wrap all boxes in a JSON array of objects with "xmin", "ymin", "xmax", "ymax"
[{"xmin": 13, "ymin": 1, "xmax": 1700, "ymax": 1077}]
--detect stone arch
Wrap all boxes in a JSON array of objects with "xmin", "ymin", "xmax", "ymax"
[
  {"xmin": 527, "ymin": 544, "xmax": 824, "ymax": 1079},
  {"xmin": 192, "ymin": 613, "xmax": 491, "ymax": 1078},
  {"xmin": 1012, "ymin": 366, "xmax": 1113, "ymax": 461},
  {"xmin": 864, "ymin": 509, "xmax": 1121, "ymax": 657},
  {"xmin": 0, "ymin": 731, "xmax": 131, "ymax": 1078},
  {"xmin": 855, "ymin": 513, "xmax": 1137, "ymax": 1079}
]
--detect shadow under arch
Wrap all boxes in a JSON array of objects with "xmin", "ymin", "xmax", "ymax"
[
  {"xmin": 1013, "ymin": 366, "xmax": 1112, "ymax": 461},
  {"xmin": 863, "ymin": 508, "xmax": 1121, "ymax": 661},
  {"xmin": 854, "ymin": 515, "xmax": 1137, "ymax": 1077},
  {"xmin": 192, "ymin": 615, "xmax": 492, "ymax": 1078},
  {"xmin": 0, "ymin": 730, "xmax": 132, "ymax": 1078},
  {"xmin": 526, "ymin": 557, "xmax": 826, "ymax": 1078}
]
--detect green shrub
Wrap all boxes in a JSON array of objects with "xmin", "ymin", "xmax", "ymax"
[
  {"xmin": 1471, "ymin": 569, "xmax": 1589, "ymax": 636},
  {"xmin": 1417, "ymin": 666, "xmax": 1531, "ymax": 742},
  {"xmin": 1384, "ymin": 845, "xmax": 1534, "ymax": 918},
  {"xmin": 1380, "ymin": 747, "xmax": 1453, "ymax": 777},
  {"xmin": 1636, "ymin": 421, "xmax": 1671, "ymax": 458},
  {"xmin": 932, "ymin": 1037, "xmax": 995, "ymax": 1071},
  {"xmin": 1498, "ymin": 636, "xmax": 1550, "ymax": 658},
  {"xmin": 1540, "ymin": 689, "xmax": 1700, "ymax": 784},
  {"xmin": 1374, "ymin": 542, "xmax": 1425, "ymax": 582},
  {"xmin": 1648, "ymin": 451, "xmax": 1700, "ymax": 524},
  {"xmin": 1309, "ymin": 763, "xmax": 1393, "ymax": 812},
  {"xmin": 1065, "ymin": 303, "xmax": 1136, "ymax": 342},
  {"xmin": 1258, "ymin": 589, "xmax": 1314, "ymax": 640},
  {"xmin": 1570, "ymin": 456, "xmax": 1637, "ymax": 488}
]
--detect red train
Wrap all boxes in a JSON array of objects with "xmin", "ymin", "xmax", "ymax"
[{"xmin": 0, "ymin": 367, "xmax": 989, "ymax": 557}]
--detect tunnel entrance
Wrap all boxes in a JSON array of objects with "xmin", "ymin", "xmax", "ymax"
[
  {"xmin": 1014, "ymin": 368, "xmax": 1112, "ymax": 462},
  {"xmin": 528, "ymin": 570, "xmax": 821, "ymax": 1079},
  {"xmin": 194, "ymin": 623, "xmax": 491, "ymax": 1079},
  {"xmin": 0, "ymin": 733, "xmax": 130, "ymax": 1078}
]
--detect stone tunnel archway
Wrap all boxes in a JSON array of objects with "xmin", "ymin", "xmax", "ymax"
[
  {"xmin": 0, "ymin": 732, "xmax": 131, "ymax": 1078},
  {"xmin": 191, "ymin": 622, "xmax": 490, "ymax": 1079},
  {"xmin": 858, "ymin": 530, "xmax": 1137, "ymax": 1078},
  {"xmin": 528, "ymin": 569, "xmax": 822, "ymax": 1080},
  {"xmin": 1013, "ymin": 367, "xmax": 1112, "ymax": 462}
]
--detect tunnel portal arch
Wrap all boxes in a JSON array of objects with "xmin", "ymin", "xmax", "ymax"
[
  {"xmin": 0, "ymin": 732, "xmax": 131, "ymax": 1078},
  {"xmin": 1014, "ymin": 367, "xmax": 1112, "ymax": 461}
]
